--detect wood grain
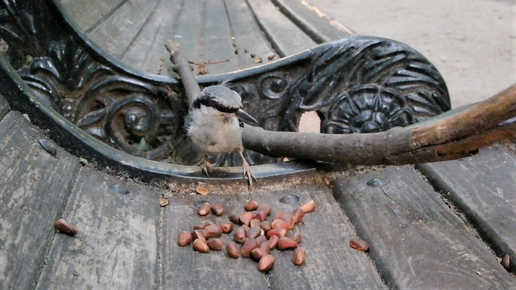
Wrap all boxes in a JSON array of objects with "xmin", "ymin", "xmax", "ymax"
[
  {"xmin": 333, "ymin": 166, "xmax": 516, "ymax": 289},
  {"xmin": 246, "ymin": 0, "xmax": 316, "ymax": 56},
  {"xmin": 251, "ymin": 186, "xmax": 386, "ymax": 290},
  {"xmin": 224, "ymin": 0, "xmax": 277, "ymax": 69},
  {"xmin": 0, "ymin": 111, "xmax": 80, "ymax": 290},
  {"xmin": 36, "ymin": 167, "xmax": 160, "ymax": 290},
  {"xmin": 271, "ymin": 0, "xmax": 353, "ymax": 43},
  {"xmin": 419, "ymin": 145, "xmax": 516, "ymax": 271},
  {"xmin": 120, "ymin": 0, "xmax": 184, "ymax": 75},
  {"xmin": 60, "ymin": 0, "xmax": 127, "ymax": 33},
  {"xmin": 0, "ymin": 92, "xmax": 9, "ymax": 120},
  {"xmin": 161, "ymin": 193, "xmax": 269, "ymax": 290},
  {"xmin": 170, "ymin": 0, "xmax": 204, "ymax": 76},
  {"xmin": 88, "ymin": 0, "xmax": 160, "ymax": 59},
  {"xmin": 201, "ymin": 0, "xmax": 240, "ymax": 75}
]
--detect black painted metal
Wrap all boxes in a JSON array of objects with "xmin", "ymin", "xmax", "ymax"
[{"xmin": 0, "ymin": 0, "xmax": 451, "ymax": 180}]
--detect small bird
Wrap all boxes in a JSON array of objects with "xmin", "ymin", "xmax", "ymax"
[{"xmin": 184, "ymin": 85, "xmax": 260, "ymax": 185}]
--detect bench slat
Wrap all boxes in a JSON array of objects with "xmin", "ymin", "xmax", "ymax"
[
  {"xmin": 170, "ymin": 0, "xmax": 204, "ymax": 76},
  {"xmin": 161, "ymin": 193, "xmax": 269, "ymax": 290},
  {"xmin": 60, "ymin": 0, "xmax": 127, "ymax": 33},
  {"xmin": 201, "ymin": 0, "xmax": 241, "ymax": 75},
  {"xmin": 272, "ymin": 0, "xmax": 354, "ymax": 43},
  {"xmin": 36, "ymin": 167, "xmax": 160, "ymax": 290},
  {"xmin": 88, "ymin": 0, "xmax": 160, "ymax": 59},
  {"xmin": 120, "ymin": 0, "xmax": 184, "ymax": 75},
  {"xmin": 418, "ymin": 145, "xmax": 516, "ymax": 271},
  {"xmin": 225, "ymin": 0, "xmax": 278, "ymax": 69},
  {"xmin": 333, "ymin": 166, "xmax": 516, "ymax": 290},
  {"xmin": 247, "ymin": 0, "xmax": 316, "ymax": 57},
  {"xmin": 0, "ymin": 93, "xmax": 9, "ymax": 120},
  {"xmin": 0, "ymin": 112, "xmax": 80, "ymax": 290},
  {"xmin": 252, "ymin": 187, "xmax": 386, "ymax": 290}
]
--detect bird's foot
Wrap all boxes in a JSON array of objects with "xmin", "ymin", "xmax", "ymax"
[
  {"xmin": 200, "ymin": 158, "xmax": 211, "ymax": 176},
  {"xmin": 241, "ymin": 159, "xmax": 257, "ymax": 187}
]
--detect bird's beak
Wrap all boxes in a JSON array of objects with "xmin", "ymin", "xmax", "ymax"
[{"xmin": 236, "ymin": 109, "xmax": 260, "ymax": 127}]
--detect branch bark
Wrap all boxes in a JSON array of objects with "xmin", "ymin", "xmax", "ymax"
[
  {"xmin": 167, "ymin": 43, "xmax": 516, "ymax": 166},
  {"xmin": 242, "ymin": 83, "xmax": 516, "ymax": 166}
]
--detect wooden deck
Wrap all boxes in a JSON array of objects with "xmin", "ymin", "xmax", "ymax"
[{"xmin": 1, "ymin": 0, "xmax": 516, "ymax": 289}]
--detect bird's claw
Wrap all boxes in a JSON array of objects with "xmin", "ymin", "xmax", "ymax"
[
  {"xmin": 201, "ymin": 158, "xmax": 211, "ymax": 176},
  {"xmin": 241, "ymin": 160, "xmax": 257, "ymax": 187}
]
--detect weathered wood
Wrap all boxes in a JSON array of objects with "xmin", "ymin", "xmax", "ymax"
[
  {"xmin": 88, "ymin": 0, "xmax": 160, "ymax": 59},
  {"xmin": 36, "ymin": 167, "xmax": 160, "ymax": 290},
  {"xmin": 120, "ymin": 0, "xmax": 183, "ymax": 75},
  {"xmin": 224, "ymin": 0, "xmax": 277, "ymax": 69},
  {"xmin": 202, "ymin": 0, "xmax": 240, "ymax": 75},
  {"xmin": 161, "ymin": 193, "xmax": 269, "ymax": 290},
  {"xmin": 171, "ymin": 0, "xmax": 204, "ymax": 76},
  {"xmin": 271, "ymin": 0, "xmax": 354, "ymax": 43},
  {"xmin": 333, "ymin": 166, "xmax": 516, "ymax": 289},
  {"xmin": 246, "ymin": 0, "xmax": 316, "ymax": 56},
  {"xmin": 0, "ymin": 111, "xmax": 80, "ymax": 290},
  {"xmin": 418, "ymin": 145, "xmax": 516, "ymax": 272},
  {"xmin": 0, "ymin": 92, "xmax": 9, "ymax": 120},
  {"xmin": 250, "ymin": 186, "xmax": 386, "ymax": 290},
  {"xmin": 242, "ymin": 82, "xmax": 516, "ymax": 166},
  {"xmin": 60, "ymin": 0, "xmax": 127, "ymax": 32}
]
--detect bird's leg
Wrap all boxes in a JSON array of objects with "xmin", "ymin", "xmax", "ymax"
[
  {"xmin": 235, "ymin": 145, "xmax": 257, "ymax": 186},
  {"xmin": 200, "ymin": 155, "xmax": 211, "ymax": 176}
]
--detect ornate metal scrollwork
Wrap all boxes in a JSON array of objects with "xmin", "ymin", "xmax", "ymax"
[{"xmin": 0, "ymin": 0, "xmax": 450, "ymax": 167}]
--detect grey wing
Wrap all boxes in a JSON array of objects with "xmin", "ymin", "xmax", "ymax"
[{"xmin": 183, "ymin": 114, "xmax": 193, "ymax": 140}]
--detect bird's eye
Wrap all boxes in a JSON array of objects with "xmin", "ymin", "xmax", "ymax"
[{"xmin": 209, "ymin": 141, "xmax": 217, "ymax": 146}]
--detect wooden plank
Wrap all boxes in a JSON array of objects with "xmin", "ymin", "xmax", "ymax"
[
  {"xmin": 224, "ymin": 0, "xmax": 277, "ymax": 69},
  {"xmin": 418, "ymin": 145, "xmax": 516, "ymax": 270},
  {"xmin": 161, "ymin": 193, "xmax": 270, "ymax": 290},
  {"xmin": 333, "ymin": 166, "xmax": 516, "ymax": 289},
  {"xmin": 247, "ymin": 0, "xmax": 316, "ymax": 56},
  {"xmin": 161, "ymin": 186, "xmax": 385, "ymax": 290},
  {"xmin": 120, "ymin": 0, "xmax": 184, "ymax": 75},
  {"xmin": 88, "ymin": 0, "xmax": 160, "ymax": 59},
  {"xmin": 0, "ymin": 92, "xmax": 9, "ymax": 120},
  {"xmin": 170, "ymin": 0, "xmax": 204, "ymax": 76},
  {"xmin": 36, "ymin": 167, "xmax": 160, "ymax": 290},
  {"xmin": 60, "ymin": 0, "xmax": 127, "ymax": 33},
  {"xmin": 0, "ymin": 111, "xmax": 80, "ymax": 290},
  {"xmin": 201, "ymin": 0, "xmax": 240, "ymax": 75},
  {"xmin": 252, "ymin": 186, "xmax": 386, "ymax": 290},
  {"xmin": 271, "ymin": 0, "xmax": 354, "ymax": 43}
]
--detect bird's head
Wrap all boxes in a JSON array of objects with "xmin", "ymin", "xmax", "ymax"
[{"xmin": 192, "ymin": 85, "xmax": 260, "ymax": 126}]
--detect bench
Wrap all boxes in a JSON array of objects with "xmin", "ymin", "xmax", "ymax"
[{"xmin": 0, "ymin": 0, "xmax": 515, "ymax": 289}]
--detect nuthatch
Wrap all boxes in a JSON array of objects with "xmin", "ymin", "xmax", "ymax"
[{"xmin": 184, "ymin": 85, "xmax": 259, "ymax": 185}]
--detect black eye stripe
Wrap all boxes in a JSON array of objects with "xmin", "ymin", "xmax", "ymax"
[{"xmin": 192, "ymin": 96, "xmax": 240, "ymax": 113}]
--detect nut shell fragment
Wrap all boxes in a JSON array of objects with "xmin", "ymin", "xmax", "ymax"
[
  {"xmin": 196, "ymin": 187, "xmax": 209, "ymax": 195},
  {"xmin": 54, "ymin": 219, "xmax": 78, "ymax": 236},
  {"xmin": 300, "ymin": 200, "xmax": 316, "ymax": 213},
  {"xmin": 349, "ymin": 238, "xmax": 369, "ymax": 251},
  {"xmin": 159, "ymin": 196, "xmax": 169, "ymax": 207},
  {"xmin": 193, "ymin": 239, "xmax": 210, "ymax": 253}
]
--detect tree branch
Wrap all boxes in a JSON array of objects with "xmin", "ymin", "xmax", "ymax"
[{"xmin": 167, "ymin": 43, "xmax": 516, "ymax": 166}]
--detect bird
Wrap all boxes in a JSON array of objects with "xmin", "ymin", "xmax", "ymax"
[{"xmin": 184, "ymin": 85, "xmax": 260, "ymax": 186}]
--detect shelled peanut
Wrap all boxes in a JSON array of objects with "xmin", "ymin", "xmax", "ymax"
[{"xmin": 177, "ymin": 199, "xmax": 316, "ymax": 272}]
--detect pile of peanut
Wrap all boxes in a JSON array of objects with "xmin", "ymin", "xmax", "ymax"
[{"xmin": 177, "ymin": 199, "xmax": 316, "ymax": 272}]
